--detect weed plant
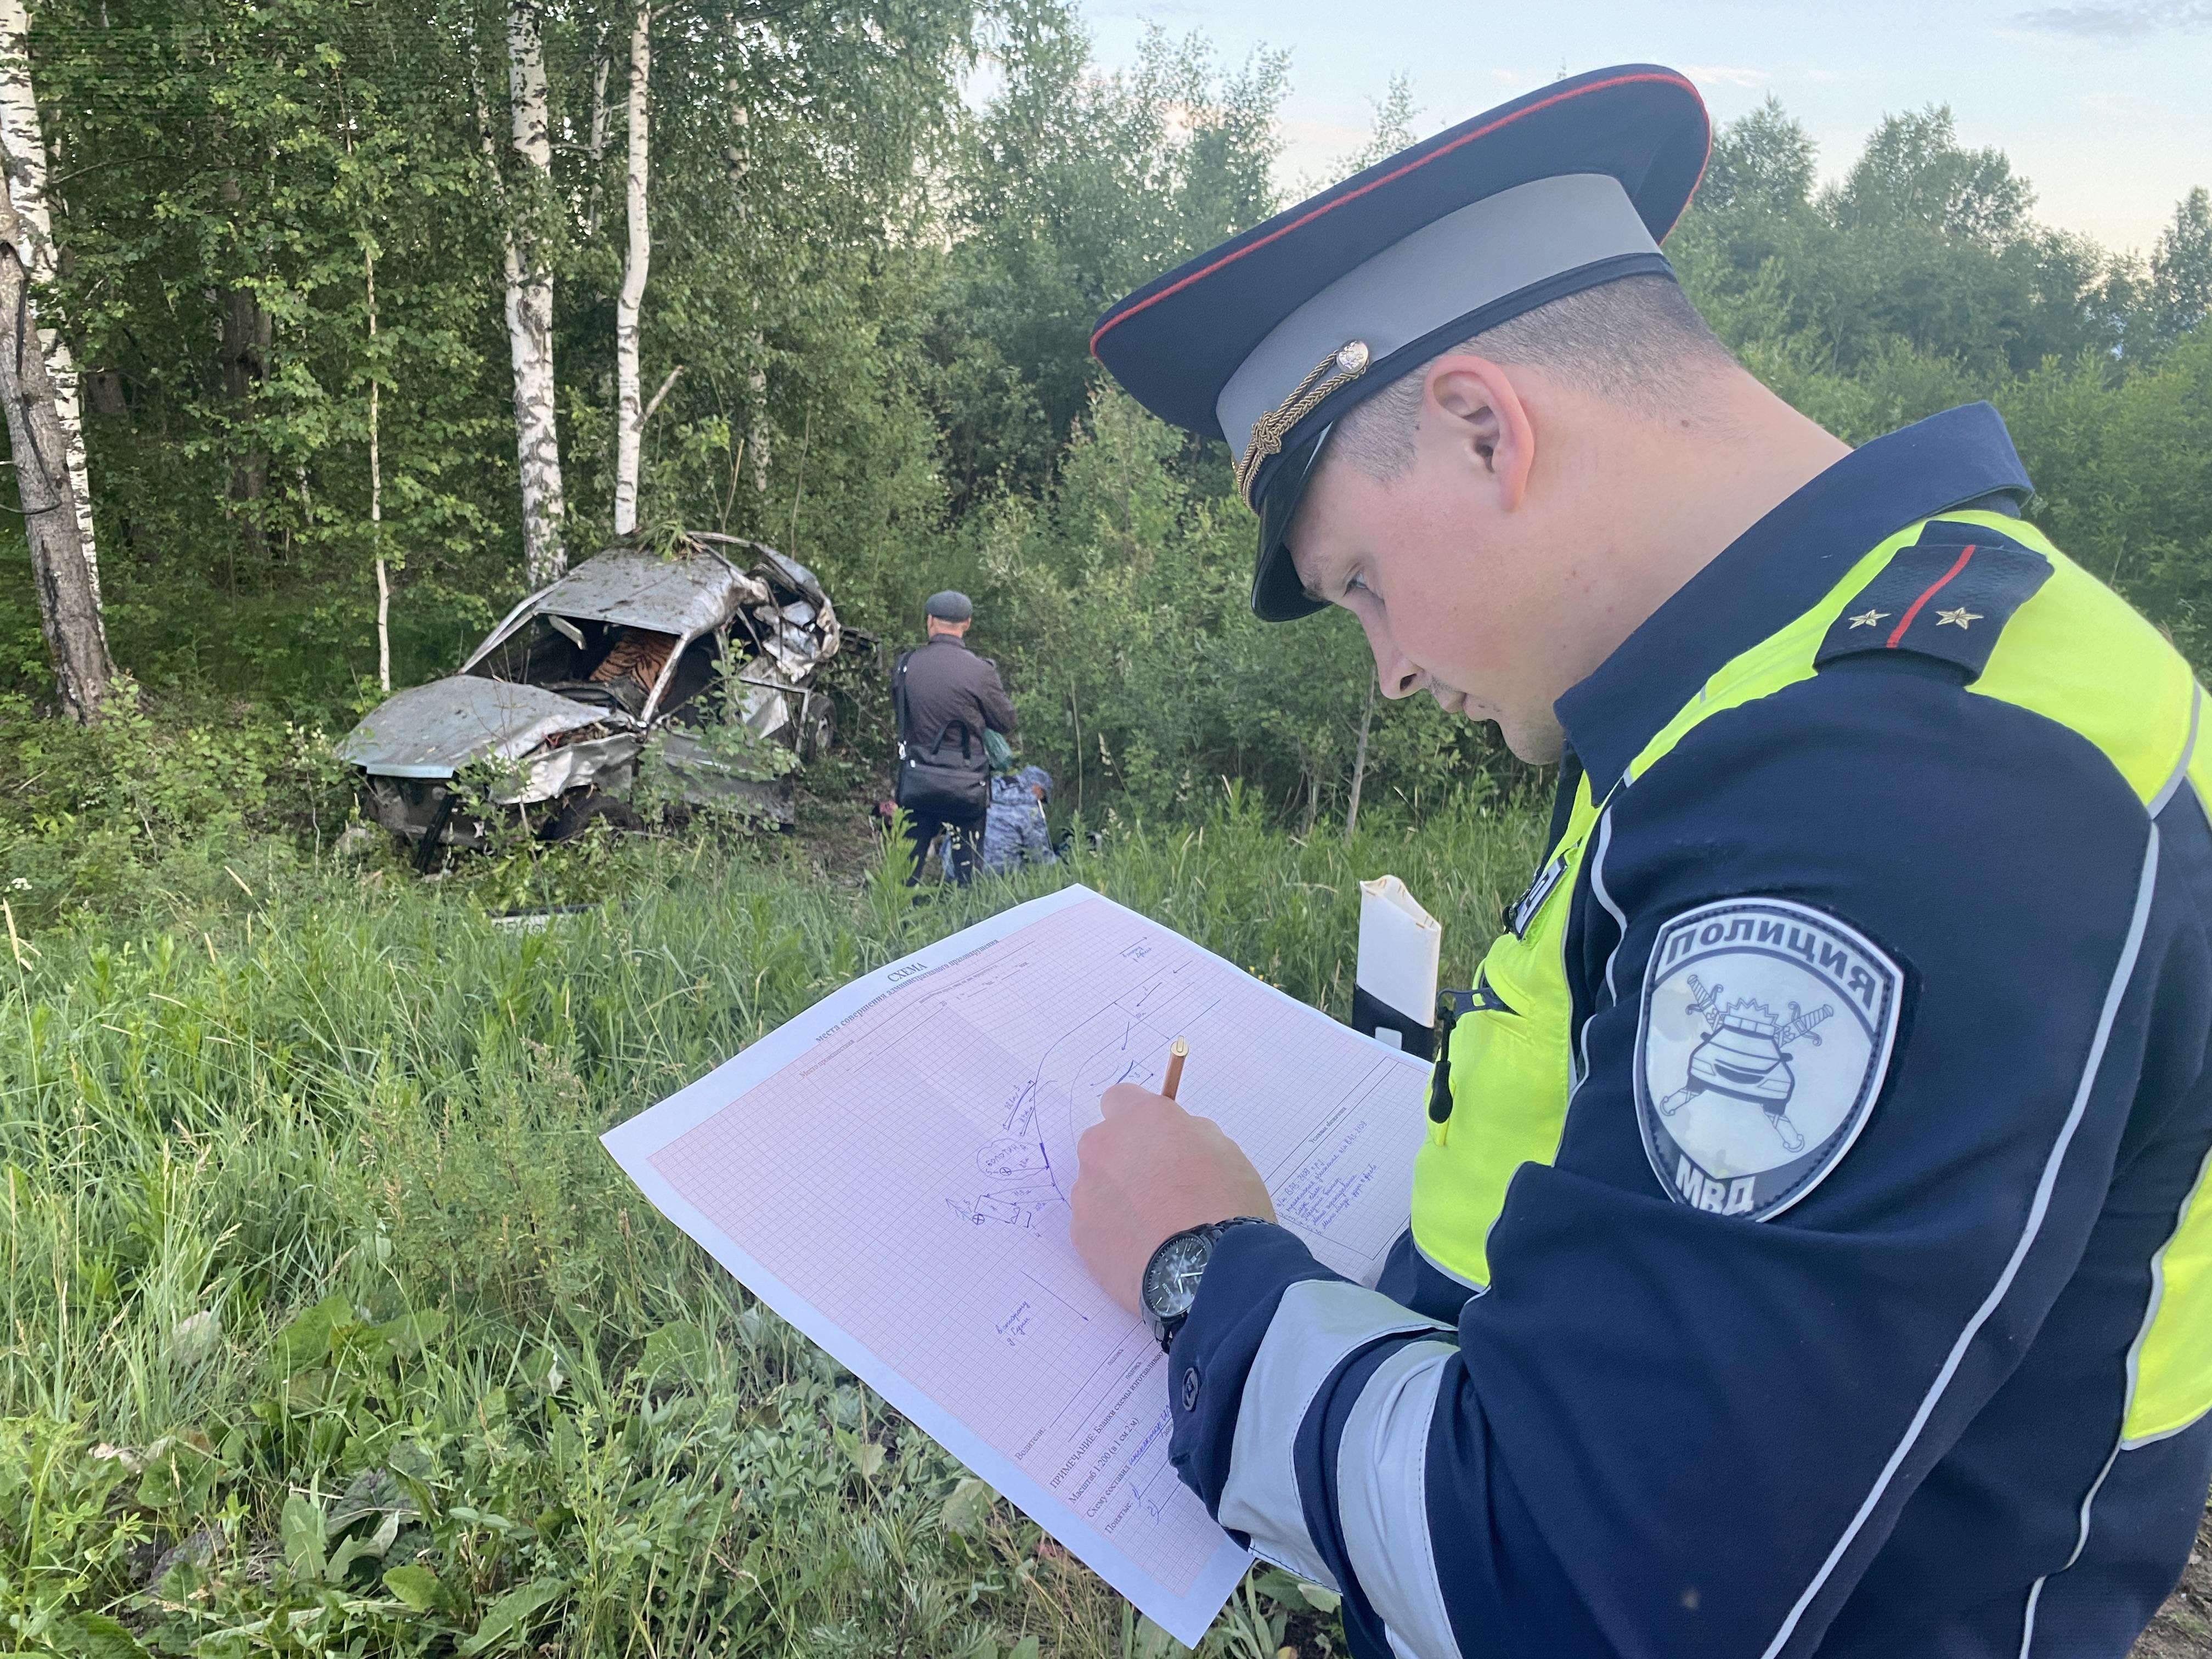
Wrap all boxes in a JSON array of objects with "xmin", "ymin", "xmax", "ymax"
[{"xmin": 0, "ymin": 786, "xmax": 1544, "ymax": 1657}]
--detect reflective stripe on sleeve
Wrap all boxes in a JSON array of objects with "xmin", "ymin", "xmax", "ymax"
[
  {"xmin": 1760, "ymin": 820, "xmax": 2163, "ymax": 1659},
  {"xmin": 1217, "ymin": 1279, "xmax": 1448, "ymax": 1588},
  {"xmin": 1335, "ymin": 1338, "xmax": 1465, "ymax": 1659}
]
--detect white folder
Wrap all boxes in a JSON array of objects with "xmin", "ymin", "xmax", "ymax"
[{"xmin": 1356, "ymin": 874, "xmax": 1442, "ymax": 1048}]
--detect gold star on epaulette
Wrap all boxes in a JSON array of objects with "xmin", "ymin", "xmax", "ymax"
[
  {"xmin": 1936, "ymin": 606, "xmax": 1982, "ymax": 629},
  {"xmin": 1847, "ymin": 607, "xmax": 1889, "ymax": 629}
]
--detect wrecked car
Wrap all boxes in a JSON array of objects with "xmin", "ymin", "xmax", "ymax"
[{"xmin": 338, "ymin": 534, "xmax": 842, "ymax": 860}]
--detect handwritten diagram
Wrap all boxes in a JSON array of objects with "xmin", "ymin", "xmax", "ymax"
[
  {"xmin": 950, "ymin": 950, "xmax": 1222, "ymax": 1233},
  {"xmin": 603, "ymin": 886, "xmax": 1429, "ymax": 1644}
]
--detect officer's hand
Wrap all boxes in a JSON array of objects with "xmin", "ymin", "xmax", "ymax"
[{"xmin": 1069, "ymin": 1084, "xmax": 1276, "ymax": 1316}]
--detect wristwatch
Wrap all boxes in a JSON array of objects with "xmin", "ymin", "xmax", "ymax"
[{"xmin": 1140, "ymin": 1217, "xmax": 1269, "ymax": 1352}]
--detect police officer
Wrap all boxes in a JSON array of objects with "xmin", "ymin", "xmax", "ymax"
[{"xmin": 1064, "ymin": 66, "xmax": 2212, "ymax": 1658}]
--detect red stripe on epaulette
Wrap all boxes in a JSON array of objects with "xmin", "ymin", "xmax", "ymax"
[
  {"xmin": 1087, "ymin": 70, "xmax": 1707, "ymax": 358},
  {"xmin": 1886, "ymin": 546, "xmax": 1976, "ymax": 648},
  {"xmin": 1814, "ymin": 528, "xmax": 2051, "ymax": 685}
]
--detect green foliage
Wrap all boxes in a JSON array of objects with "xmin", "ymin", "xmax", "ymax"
[
  {"xmin": 2149, "ymin": 187, "xmax": 2212, "ymax": 350},
  {"xmin": 948, "ymin": 385, "xmax": 1516, "ymax": 831},
  {"xmin": 1693, "ymin": 96, "xmax": 1814, "ymax": 217},
  {"xmin": 0, "ymin": 682, "xmax": 353, "ymax": 927},
  {"xmin": 1671, "ymin": 99, "xmax": 2138, "ymax": 386},
  {"xmin": 645, "ymin": 656, "xmax": 802, "ymax": 788},
  {"xmin": 918, "ymin": 8, "xmax": 1286, "ymax": 509},
  {"xmin": 37, "ymin": 0, "xmax": 509, "ymax": 620},
  {"xmin": 6, "ymin": 0, "xmax": 986, "ymax": 714},
  {"xmin": 1824, "ymin": 105, "xmax": 2033, "ymax": 246},
  {"xmin": 1, "ymin": 8, "xmax": 2207, "ymax": 833},
  {"xmin": 0, "ymin": 788, "xmax": 1539, "ymax": 1654},
  {"xmin": 2000, "ymin": 330, "xmax": 2212, "ymax": 662}
]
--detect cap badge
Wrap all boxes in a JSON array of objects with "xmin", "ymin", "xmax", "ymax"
[{"xmin": 1233, "ymin": 340, "xmax": 1372, "ymax": 511}]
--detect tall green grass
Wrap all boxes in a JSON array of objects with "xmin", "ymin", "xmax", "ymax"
[{"xmin": 0, "ymin": 789, "xmax": 1543, "ymax": 1657}]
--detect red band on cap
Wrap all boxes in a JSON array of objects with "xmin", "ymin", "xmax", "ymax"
[{"xmin": 1089, "ymin": 70, "xmax": 1707, "ymax": 359}]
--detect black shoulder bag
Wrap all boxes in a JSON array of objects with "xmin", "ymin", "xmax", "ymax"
[{"xmin": 893, "ymin": 652, "xmax": 989, "ymax": 817}]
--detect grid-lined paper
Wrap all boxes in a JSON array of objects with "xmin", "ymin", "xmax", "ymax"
[{"xmin": 605, "ymin": 887, "xmax": 1429, "ymax": 1642}]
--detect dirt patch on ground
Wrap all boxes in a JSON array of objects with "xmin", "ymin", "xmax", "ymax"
[
  {"xmin": 2136, "ymin": 1509, "xmax": 2212, "ymax": 1656},
  {"xmin": 791, "ymin": 760, "xmax": 896, "ymax": 885}
]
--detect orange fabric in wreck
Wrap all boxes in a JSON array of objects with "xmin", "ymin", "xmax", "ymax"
[{"xmin": 589, "ymin": 627, "xmax": 679, "ymax": 689}]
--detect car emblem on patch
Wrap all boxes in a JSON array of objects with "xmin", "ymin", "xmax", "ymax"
[{"xmin": 1635, "ymin": 898, "xmax": 1901, "ymax": 1222}]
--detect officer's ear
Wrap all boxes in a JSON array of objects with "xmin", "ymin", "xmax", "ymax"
[{"xmin": 1420, "ymin": 353, "xmax": 1534, "ymax": 514}]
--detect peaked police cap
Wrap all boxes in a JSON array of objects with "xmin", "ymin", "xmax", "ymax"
[{"xmin": 1090, "ymin": 66, "xmax": 1709, "ymax": 620}]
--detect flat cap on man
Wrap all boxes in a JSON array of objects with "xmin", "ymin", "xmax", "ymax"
[
  {"xmin": 1090, "ymin": 65, "xmax": 1709, "ymax": 622},
  {"xmin": 924, "ymin": 590, "xmax": 974, "ymax": 623}
]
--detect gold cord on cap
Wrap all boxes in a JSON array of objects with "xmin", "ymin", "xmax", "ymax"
[{"xmin": 1232, "ymin": 340, "xmax": 1371, "ymax": 510}]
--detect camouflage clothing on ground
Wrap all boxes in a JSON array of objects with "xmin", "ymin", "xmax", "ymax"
[{"xmin": 947, "ymin": 766, "xmax": 1056, "ymax": 878}]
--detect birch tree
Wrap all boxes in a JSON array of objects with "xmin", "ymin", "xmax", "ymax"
[
  {"xmin": 583, "ymin": 48, "xmax": 611, "ymax": 240},
  {"xmin": 364, "ymin": 242, "xmax": 390, "ymax": 692},
  {"xmin": 504, "ymin": 0, "xmax": 566, "ymax": 583},
  {"xmin": 723, "ymin": 92, "xmax": 769, "ymax": 497},
  {"xmin": 0, "ymin": 0, "xmax": 98, "ymax": 608},
  {"xmin": 0, "ymin": 166, "xmax": 107, "ymax": 718},
  {"xmin": 612, "ymin": 0, "xmax": 650, "ymax": 536}
]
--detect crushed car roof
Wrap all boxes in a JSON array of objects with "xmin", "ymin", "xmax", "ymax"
[
  {"xmin": 336, "ymin": 676, "xmax": 614, "ymax": 779},
  {"xmin": 461, "ymin": 544, "xmax": 765, "ymax": 672}
]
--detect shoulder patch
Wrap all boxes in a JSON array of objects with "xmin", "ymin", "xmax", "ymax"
[
  {"xmin": 1815, "ymin": 526, "xmax": 2051, "ymax": 682},
  {"xmin": 1635, "ymin": 899, "xmax": 1902, "ymax": 1221}
]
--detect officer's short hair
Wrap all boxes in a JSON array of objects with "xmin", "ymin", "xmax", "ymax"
[{"xmin": 1328, "ymin": 276, "xmax": 1737, "ymax": 483}]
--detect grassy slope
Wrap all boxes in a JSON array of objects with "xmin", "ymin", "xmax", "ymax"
[
  {"xmin": 0, "ymin": 792, "xmax": 1544, "ymax": 1657},
  {"xmin": 5, "ymin": 774, "xmax": 2203, "ymax": 1659}
]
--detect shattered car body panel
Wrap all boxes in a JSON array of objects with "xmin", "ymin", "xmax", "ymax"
[
  {"xmin": 501, "ymin": 731, "xmax": 642, "ymax": 804},
  {"xmin": 652, "ymin": 729, "xmax": 797, "ymax": 823},
  {"xmin": 337, "ymin": 678, "xmax": 618, "ymax": 788},
  {"xmin": 340, "ymin": 537, "xmax": 842, "ymax": 849}
]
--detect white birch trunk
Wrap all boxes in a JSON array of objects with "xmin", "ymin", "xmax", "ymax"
[
  {"xmin": 365, "ymin": 246, "xmax": 389, "ymax": 692},
  {"xmin": 612, "ymin": 0, "xmax": 651, "ymax": 537},
  {"xmin": 727, "ymin": 92, "xmax": 769, "ymax": 499},
  {"xmin": 583, "ymin": 52, "xmax": 611, "ymax": 239},
  {"xmin": 748, "ymin": 353, "xmax": 769, "ymax": 494},
  {"xmin": 0, "ymin": 170, "xmax": 108, "ymax": 718},
  {"xmin": 504, "ymin": 0, "xmax": 566, "ymax": 584},
  {"xmin": 0, "ymin": 0, "xmax": 98, "ymax": 610}
]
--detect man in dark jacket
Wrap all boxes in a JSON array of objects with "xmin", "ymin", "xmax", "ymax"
[{"xmin": 893, "ymin": 591, "xmax": 1016, "ymax": 885}]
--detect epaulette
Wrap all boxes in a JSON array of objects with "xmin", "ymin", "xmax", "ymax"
[{"xmin": 1815, "ymin": 522, "xmax": 2052, "ymax": 682}]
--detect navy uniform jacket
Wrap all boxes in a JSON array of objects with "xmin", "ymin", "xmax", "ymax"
[{"xmin": 1166, "ymin": 405, "xmax": 2212, "ymax": 1657}]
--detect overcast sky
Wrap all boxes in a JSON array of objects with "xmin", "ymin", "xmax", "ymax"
[{"xmin": 1074, "ymin": 0, "xmax": 2212, "ymax": 256}]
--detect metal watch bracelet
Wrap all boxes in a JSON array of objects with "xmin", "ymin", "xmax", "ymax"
[{"xmin": 1143, "ymin": 1216, "xmax": 1270, "ymax": 1352}]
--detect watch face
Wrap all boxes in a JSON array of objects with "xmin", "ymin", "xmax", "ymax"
[{"xmin": 1142, "ymin": 1231, "xmax": 1212, "ymax": 1321}]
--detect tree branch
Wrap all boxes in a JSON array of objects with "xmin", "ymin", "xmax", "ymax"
[{"xmin": 639, "ymin": 362, "xmax": 684, "ymax": 430}]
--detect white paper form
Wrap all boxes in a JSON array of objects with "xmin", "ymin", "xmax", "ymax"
[{"xmin": 602, "ymin": 885, "xmax": 1430, "ymax": 1644}]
